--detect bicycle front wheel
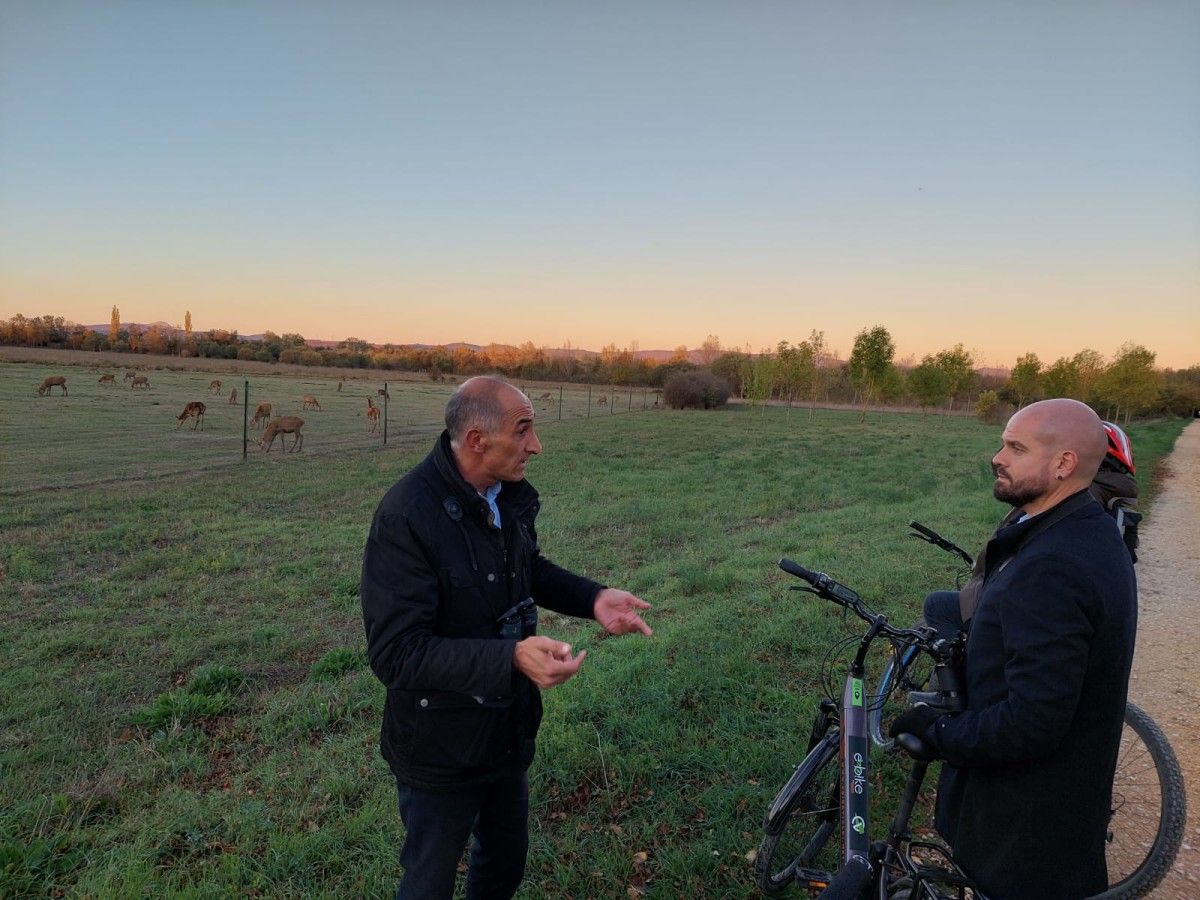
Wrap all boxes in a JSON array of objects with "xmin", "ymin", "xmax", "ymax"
[
  {"xmin": 756, "ymin": 721, "xmax": 841, "ymax": 895},
  {"xmin": 1091, "ymin": 700, "xmax": 1186, "ymax": 899}
]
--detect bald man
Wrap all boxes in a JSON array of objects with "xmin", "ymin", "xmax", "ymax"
[
  {"xmin": 361, "ymin": 375, "xmax": 651, "ymax": 900},
  {"xmin": 892, "ymin": 399, "xmax": 1137, "ymax": 899}
]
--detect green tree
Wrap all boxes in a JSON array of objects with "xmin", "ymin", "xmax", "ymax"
[
  {"xmin": 805, "ymin": 329, "xmax": 827, "ymax": 419},
  {"xmin": 934, "ymin": 344, "xmax": 975, "ymax": 412},
  {"xmin": 1096, "ymin": 343, "xmax": 1161, "ymax": 424},
  {"xmin": 1073, "ymin": 348, "xmax": 1105, "ymax": 402},
  {"xmin": 1008, "ymin": 353, "xmax": 1043, "ymax": 408},
  {"xmin": 908, "ymin": 355, "xmax": 952, "ymax": 417},
  {"xmin": 1041, "ymin": 356, "xmax": 1080, "ymax": 399},
  {"xmin": 745, "ymin": 350, "xmax": 776, "ymax": 415},
  {"xmin": 848, "ymin": 325, "xmax": 896, "ymax": 422},
  {"xmin": 109, "ymin": 305, "xmax": 120, "ymax": 348}
]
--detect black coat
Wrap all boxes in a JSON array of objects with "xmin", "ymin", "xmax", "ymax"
[
  {"xmin": 930, "ymin": 490, "xmax": 1137, "ymax": 900},
  {"xmin": 361, "ymin": 432, "xmax": 602, "ymax": 791}
]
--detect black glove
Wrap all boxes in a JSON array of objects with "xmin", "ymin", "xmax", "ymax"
[{"xmin": 889, "ymin": 704, "xmax": 943, "ymax": 742}]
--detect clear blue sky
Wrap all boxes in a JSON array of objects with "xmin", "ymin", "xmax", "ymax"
[{"xmin": 2, "ymin": 1, "xmax": 1197, "ymax": 367}]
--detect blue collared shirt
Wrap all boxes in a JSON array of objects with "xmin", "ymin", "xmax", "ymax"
[{"xmin": 482, "ymin": 482, "xmax": 502, "ymax": 528}]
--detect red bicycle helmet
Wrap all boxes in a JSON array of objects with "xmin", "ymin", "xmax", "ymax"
[{"xmin": 1102, "ymin": 421, "xmax": 1136, "ymax": 474}]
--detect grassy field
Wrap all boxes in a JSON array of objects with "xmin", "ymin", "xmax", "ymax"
[
  {"xmin": 0, "ymin": 355, "xmax": 660, "ymax": 494},
  {"xmin": 0, "ymin": 380, "xmax": 1187, "ymax": 898}
]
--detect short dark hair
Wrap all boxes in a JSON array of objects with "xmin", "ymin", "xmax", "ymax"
[{"xmin": 445, "ymin": 375, "xmax": 513, "ymax": 445}]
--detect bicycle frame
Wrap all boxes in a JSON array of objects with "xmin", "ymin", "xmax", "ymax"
[{"xmin": 838, "ymin": 620, "xmax": 884, "ymax": 871}]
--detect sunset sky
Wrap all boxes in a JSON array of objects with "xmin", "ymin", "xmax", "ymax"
[{"xmin": 2, "ymin": 2, "xmax": 1197, "ymax": 369}]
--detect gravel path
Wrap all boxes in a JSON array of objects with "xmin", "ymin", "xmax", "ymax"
[{"xmin": 1127, "ymin": 419, "xmax": 1200, "ymax": 896}]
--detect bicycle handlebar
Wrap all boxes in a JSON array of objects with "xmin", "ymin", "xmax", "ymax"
[
  {"xmin": 908, "ymin": 520, "xmax": 975, "ymax": 567},
  {"xmin": 778, "ymin": 558, "xmax": 862, "ymax": 607},
  {"xmin": 778, "ymin": 558, "xmax": 936, "ymax": 647}
]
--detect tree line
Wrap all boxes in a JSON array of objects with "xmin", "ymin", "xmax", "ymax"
[
  {"xmin": 724, "ymin": 325, "xmax": 1198, "ymax": 424},
  {"xmin": 3, "ymin": 312, "xmax": 1197, "ymax": 420}
]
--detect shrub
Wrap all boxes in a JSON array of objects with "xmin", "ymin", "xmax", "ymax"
[
  {"xmin": 663, "ymin": 372, "xmax": 732, "ymax": 410},
  {"xmin": 975, "ymin": 390, "xmax": 1001, "ymax": 423}
]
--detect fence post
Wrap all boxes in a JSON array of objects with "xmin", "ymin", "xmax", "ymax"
[
  {"xmin": 627, "ymin": 389, "xmax": 632, "ymax": 411},
  {"xmin": 242, "ymin": 379, "xmax": 249, "ymax": 460},
  {"xmin": 383, "ymin": 383, "xmax": 389, "ymax": 445},
  {"xmin": 557, "ymin": 385, "xmax": 563, "ymax": 422},
  {"xmin": 642, "ymin": 388, "xmax": 647, "ymax": 410},
  {"xmin": 609, "ymin": 386, "xmax": 614, "ymax": 415},
  {"xmin": 587, "ymin": 384, "xmax": 591, "ymax": 417}
]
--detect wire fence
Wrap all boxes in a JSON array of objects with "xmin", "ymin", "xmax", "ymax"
[{"xmin": 0, "ymin": 363, "xmax": 662, "ymax": 495}]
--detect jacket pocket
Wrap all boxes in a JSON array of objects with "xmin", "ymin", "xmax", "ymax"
[{"xmin": 410, "ymin": 690, "xmax": 514, "ymax": 769}]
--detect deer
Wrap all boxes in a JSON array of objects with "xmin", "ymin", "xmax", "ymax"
[
  {"xmin": 208, "ymin": 379, "xmax": 222, "ymax": 394},
  {"xmin": 596, "ymin": 394, "xmax": 608, "ymax": 406},
  {"xmin": 537, "ymin": 392, "xmax": 554, "ymax": 402},
  {"xmin": 249, "ymin": 402, "xmax": 272, "ymax": 428},
  {"xmin": 37, "ymin": 376, "xmax": 68, "ymax": 396},
  {"xmin": 260, "ymin": 416, "xmax": 304, "ymax": 453},
  {"xmin": 124, "ymin": 370, "xmax": 137, "ymax": 381},
  {"xmin": 98, "ymin": 374, "xmax": 115, "ymax": 384},
  {"xmin": 229, "ymin": 387, "xmax": 238, "ymax": 404},
  {"xmin": 377, "ymin": 386, "xmax": 390, "ymax": 401},
  {"xmin": 130, "ymin": 375, "xmax": 150, "ymax": 389},
  {"xmin": 176, "ymin": 401, "xmax": 206, "ymax": 430},
  {"xmin": 302, "ymin": 395, "xmax": 321, "ymax": 411},
  {"xmin": 336, "ymin": 379, "xmax": 344, "ymax": 393},
  {"xmin": 367, "ymin": 398, "xmax": 380, "ymax": 433}
]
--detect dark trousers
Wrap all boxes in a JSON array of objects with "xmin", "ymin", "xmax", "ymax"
[{"xmin": 394, "ymin": 773, "xmax": 529, "ymax": 900}]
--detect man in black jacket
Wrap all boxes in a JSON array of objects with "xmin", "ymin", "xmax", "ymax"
[
  {"xmin": 361, "ymin": 375, "xmax": 651, "ymax": 900},
  {"xmin": 892, "ymin": 399, "xmax": 1137, "ymax": 899}
]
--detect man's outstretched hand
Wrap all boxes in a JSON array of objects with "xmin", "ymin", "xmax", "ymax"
[
  {"xmin": 593, "ymin": 588, "xmax": 653, "ymax": 636},
  {"xmin": 513, "ymin": 636, "xmax": 586, "ymax": 689}
]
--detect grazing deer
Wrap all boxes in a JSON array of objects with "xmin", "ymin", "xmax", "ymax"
[
  {"xmin": 250, "ymin": 402, "xmax": 272, "ymax": 428},
  {"xmin": 98, "ymin": 374, "xmax": 115, "ymax": 384},
  {"xmin": 176, "ymin": 401, "xmax": 206, "ymax": 430},
  {"xmin": 260, "ymin": 416, "xmax": 304, "ymax": 453},
  {"xmin": 537, "ymin": 392, "xmax": 553, "ymax": 402},
  {"xmin": 302, "ymin": 395, "xmax": 321, "ymax": 411},
  {"xmin": 377, "ymin": 386, "xmax": 390, "ymax": 400},
  {"xmin": 124, "ymin": 370, "xmax": 137, "ymax": 381},
  {"xmin": 208, "ymin": 379, "xmax": 222, "ymax": 394},
  {"xmin": 130, "ymin": 375, "xmax": 150, "ymax": 389},
  {"xmin": 229, "ymin": 387, "xmax": 238, "ymax": 404},
  {"xmin": 37, "ymin": 376, "xmax": 68, "ymax": 396},
  {"xmin": 367, "ymin": 398, "xmax": 380, "ymax": 433},
  {"xmin": 596, "ymin": 394, "xmax": 608, "ymax": 406}
]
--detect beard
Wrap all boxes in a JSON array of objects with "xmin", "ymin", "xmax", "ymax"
[{"xmin": 992, "ymin": 468, "xmax": 1052, "ymax": 508}]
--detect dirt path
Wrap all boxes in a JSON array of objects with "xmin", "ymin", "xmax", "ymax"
[{"xmin": 1127, "ymin": 419, "xmax": 1200, "ymax": 896}]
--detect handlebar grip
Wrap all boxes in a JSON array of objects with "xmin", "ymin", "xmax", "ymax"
[
  {"xmin": 817, "ymin": 854, "xmax": 873, "ymax": 899},
  {"xmin": 896, "ymin": 732, "xmax": 939, "ymax": 762},
  {"xmin": 779, "ymin": 558, "xmax": 817, "ymax": 583},
  {"xmin": 908, "ymin": 520, "xmax": 939, "ymax": 539}
]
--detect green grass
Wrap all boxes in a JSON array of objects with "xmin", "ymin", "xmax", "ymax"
[
  {"xmin": 0, "ymin": 396, "xmax": 1187, "ymax": 898},
  {"xmin": 0, "ymin": 357, "xmax": 662, "ymax": 495}
]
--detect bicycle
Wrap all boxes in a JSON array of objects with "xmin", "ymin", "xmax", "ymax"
[
  {"xmin": 756, "ymin": 557, "xmax": 974, "ymax": 899},
  {"xmin": 757, "ymin": 550, "xmax": 1187, "ymax": 899},
  {"xmin": 865, "ymin": 522, "xmax": 1187, "ymax": 899}
]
